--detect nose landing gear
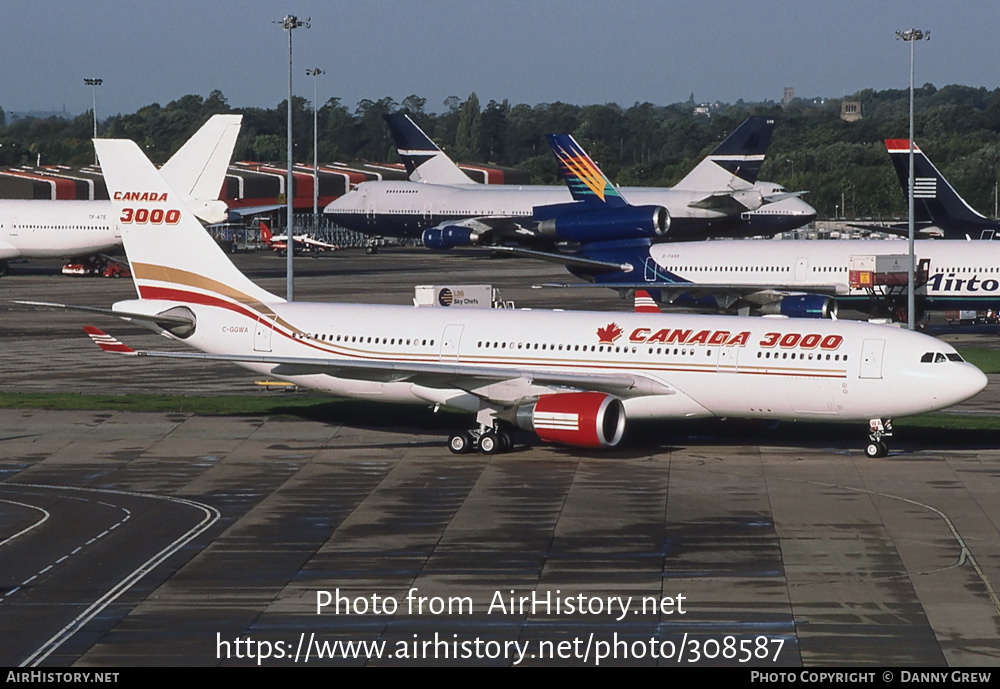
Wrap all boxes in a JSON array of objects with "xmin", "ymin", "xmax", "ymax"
[{"xmin": 865, "ymin": 418, "xmax": 893, "ymax": 458}]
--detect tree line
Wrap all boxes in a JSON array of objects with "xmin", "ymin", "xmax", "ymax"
[{"xmin": 1, "ymin": 84, "xmax": 999, "ymax": 219}]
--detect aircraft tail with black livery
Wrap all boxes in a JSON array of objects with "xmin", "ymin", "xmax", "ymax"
[
  {"xmin": 672, "ymin": 116, "xmax": 775, "ymax": 192},
  {"xmin": 383, "ymin": 113, "xmax": 475, "ymax": 185}
]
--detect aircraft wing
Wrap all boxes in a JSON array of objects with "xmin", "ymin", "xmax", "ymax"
[
  {"xmin": 846, "ymin": 222, "xmax": 945, "ymax": 239},
  {"xmin": 686, "ymin": 186, "xmax": 768, "ymax": 214},
  {"xmin": 488, "ymin": 245, "xmax": 634, "ymax": 272},
  {"xmin": 226, "ymin": 204, "xmax": 286, "ymax": 220},
  {"xmin": 81, "ymin": 328, "xmax": 674, "ymax": 400},
  {"xmin": 295, "ymin": 236, "xmax": 340, "ymax": 251},
  {"xmin": 533, "ymin": 281, "xmax": 846, "ymax": 309}
]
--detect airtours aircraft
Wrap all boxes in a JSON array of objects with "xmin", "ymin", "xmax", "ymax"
[
  {"xmin": 0, "ymin": 114, "xmax": 241, "ymax": 275},
  {"xmin": 33, "ymin": 138, "xmax": 987, "ymax": 459},
  {"xmin": 538, "ymin": 237, "xmax": 1000, "ymax": 321}
]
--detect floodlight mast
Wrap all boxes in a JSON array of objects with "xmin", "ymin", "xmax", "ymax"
[
  {"xmin": 276, "ymin": 15, "xmax": 309, "ymax": 301},
  {"xmin": 896, "ymin": 28, "xmax": 930, "ymax": 330},
  {"xmin": 84, "ymin": 78, "xmax": 103, "ymax": 166},
  {"xmin": 306, "ymin": 68, "xmax": 325, "ymax": 228}
]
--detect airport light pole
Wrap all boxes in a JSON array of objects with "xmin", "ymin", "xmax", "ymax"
[
  {"xmin": 277, "ymin": 15, "xmax": 309, "ymax": 302},
  {"xmin": 897, "ymin": 28, "xmax": 929, "ymax": 330},
  {"xmin": 84, "ymin": 78, "xmax": 102, "ymax": 166},
  {"xmin": 306, "ymin": 67, "xmax": 325, "ymax": 231}
]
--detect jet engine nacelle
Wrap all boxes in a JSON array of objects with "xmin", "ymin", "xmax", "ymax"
[
  {"xmin": 760, "ymin": 294, "xmax": 838, "ymax": 319},
  {"xmin": 513, "ymin": 392, "xmax": 626, "ymax": 448},
  {"xmin": 536, "ymin": 206, "xmax": 669, "ymax": 243},
  {"xmin": 422, "ymin": 226, "xmax": 476, "ymax": 250}
]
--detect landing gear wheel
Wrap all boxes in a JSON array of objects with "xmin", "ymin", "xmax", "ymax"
[
  {"xmin": 864, "ymin": 441, "xmax": 889, "ymax": 459},
  {"xmin": 365, "ymin": 245, "xmax": 377, "ymax": 255},
  {"xmin": 448, "ymin": 431, "xmax": 473, "ymax": 454},
  {"xmin": 479, "ymin": 431, "xmax": 501, "ymax": 455},
  {"xmin": 498, "ymin": 430, "xmax": 513, "ymax": 453}
]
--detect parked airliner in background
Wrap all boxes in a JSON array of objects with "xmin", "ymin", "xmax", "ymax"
[
  {"xmin": 324, "ymin": 115, "xmax": 816, "ymax": 249},
  {"xmin": 24, "ymin": 138, "xmax": 987, "ymax": 460},
  {"xmin": 537, "ymin": 236, "xmax": 1000, "ymax": 322},
  {"xmin": 852, "ymin": 139, "xmax": 1000, "ymax": 240},
  {"xmin": 0, "ymin": 114, "xmax": 240, "ymax": 275},
  {"xmin": 259, "ymin": 221, "xmax": 340, "ymax": 255}
]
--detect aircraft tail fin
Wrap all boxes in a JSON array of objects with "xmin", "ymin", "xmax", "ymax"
[
  {"xmin": 672, "ymin": 116, "xmax": 775, "ymax": 190},
  {"xmin": 383, "ymin": 113, "xmax": 475, "ymax": 185},
  {"xmin": 259, "ymin": 220, "xmax": 273, "ymax": 244},
  {"xmin": 159, "ymin": 114, "xmax": 242, "ymax": 224},
  {"xmin": 885, "ymin": 139, "xmax": 988, "ymax": 225},
  {"xmin": 95, "ymin": 139, "xmax": 282, "ymax": 307},
  {"xmin": 546, "ymin": 134, "xmax": 628, "ymax": 209}
]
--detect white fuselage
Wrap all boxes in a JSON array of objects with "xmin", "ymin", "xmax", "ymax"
[
  {"xmin": 646, "ymin": 238, "xmax": 1000, "ymax": 309},
  {"xmin": 323, "ymin": 180, "xmax": 818, "ymax": 240},
  {"xmin": 0, "ymin": 200, "xmax": 119, "ymax": 261},
  {"xmin": 121, "ymin": 295, "xmax": 986, "ymax": 423}
]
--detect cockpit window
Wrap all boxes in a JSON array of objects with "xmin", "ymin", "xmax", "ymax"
[{"xmin": 922, "ymin": 352, "xmax": 965, "ymax": 363}]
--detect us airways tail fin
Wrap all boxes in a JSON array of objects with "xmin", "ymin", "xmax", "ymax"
[
  {"xmin": 383, "ymin": 113, "xmax": 475, "ymax": 185},
  {"xmin": 672, "ymin": 116, "xmax": 774, "ymax": 191},
  {"xmin": 159, "ymin": 114, "xmax": 242, "ymax": 224},
  {"xmin": 885, "ymin": 139, "xmax": 988, "ymax": 225},
  {"xmin": 546, "ymin": 134, "xmax": 628, "ymax": 209},
  {"xmin": 94, "ymin": 139, "xmax": 282, "ymax": 306}
]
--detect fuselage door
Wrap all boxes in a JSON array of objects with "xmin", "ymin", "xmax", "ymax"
[
  {"xmin": 9, "ymin": 218, "xmax": 17, "ymax": 236},
  {"xmin": 644, "ymin": 256, "xmax": 658, "ymax": 282},
  {"xmin": 363, "ymin": 188, "xmax": 375, "ymax": 220},
  {"xmin": 439, "ymin": 324, "xmax": 464, "ymax": 361},
  {"xmin": 794, "ymin": 258, "xmax": 809, "ymax": 282},
  {"xmin": 858, "ymin": 338, "xmax": 885, "ymax": 379},
  {"xmin": 254, "ymin": 314, "xmax": 277, "ymax": 353},
  {"xmin": 717, "ymin": 343, "xmax": 739, "ymax": 372}
]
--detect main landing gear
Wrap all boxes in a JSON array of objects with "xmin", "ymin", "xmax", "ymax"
[
  {"xmin": 865, "ymin": 418, "xmax": 893, "ymax": 458},
  {"xmin": 448, "ymin": 424, "xmax": 514, "ymax": 455}
]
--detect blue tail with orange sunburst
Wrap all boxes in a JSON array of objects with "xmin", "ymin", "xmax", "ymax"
[{"xmin": 546, "ymin": 134, "xmax": 628, "ymax": 209}]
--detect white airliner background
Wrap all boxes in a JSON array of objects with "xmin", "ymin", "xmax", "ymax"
[
  {"xmin": 324, "ymin": 115, "xmax": 817, "ymax": 247},
  {"xmin": 25, "ymin": 137, "xmax": 988, "ymax": 460},
  {"xmin": 547, "ymin": 237, "xmax": 1000, "ymax": 320},
  {"xmin": 0, "ymin": 114, "xmax": 241, "ymax": 275}
]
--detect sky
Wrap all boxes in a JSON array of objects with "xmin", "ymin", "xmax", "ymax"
[{"xmin": 2, "ymin": 0, "xmax": 998, "ymax": 117}]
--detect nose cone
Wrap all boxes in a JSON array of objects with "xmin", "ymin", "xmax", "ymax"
[
  {"xmin": 954, "ymin": 363, "xmax": 989, "ymax": 404},
  {"xmin": 783, "ymin": 196, "xmax": 817, "ymax": 220},
  {"xmin": 928, "ymin": 362, "xmax": 989, "ymax": 412}
]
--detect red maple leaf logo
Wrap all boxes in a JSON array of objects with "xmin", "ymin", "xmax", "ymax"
[{"xmin": 597, "ymin": 322, "xmax": 623, "ymax": 344}]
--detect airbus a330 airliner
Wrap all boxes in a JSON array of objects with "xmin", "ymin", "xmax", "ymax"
[
  {"xmin": 0, "ymin": 114, "xmax": 241, "ymax": 275},
  {"xmin": 37, "ymin": 139, "xmax": 987, "ymax": 459}
]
